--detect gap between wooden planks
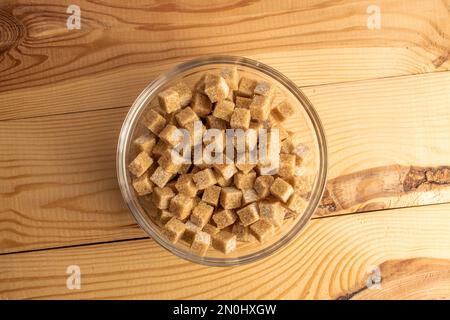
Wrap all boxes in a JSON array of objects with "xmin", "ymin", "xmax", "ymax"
[
  {"xmin": 0, "ymin": 71, "xmax": 449, "ymax": 254},
  {"xmin": 1, "ymin": 202, "xmax": 450, "ymax": 300},
  {"xmin": 0, "ymin": 0, "xmax": 449, "ymax": 119}
]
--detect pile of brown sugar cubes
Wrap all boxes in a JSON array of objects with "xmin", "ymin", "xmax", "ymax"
[{"xmin": 128, "ymin": 66, "xmax": 308, "ymax": 256}]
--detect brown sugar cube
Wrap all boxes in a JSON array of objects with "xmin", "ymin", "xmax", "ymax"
[
  {"xmin": 175, "ymin": 107, "xmax": 199, "ymax": 127},
  {"xmin": 181, "ymin": 121, "xmax": 205, "ymax": 147},
  {"xmin": 237, "ymin": 203, "xmax": 260, "ymax": 226},
  {"xmin": 157, "ymin": 151, "xmax": 182, "ymax": 174},
  {"xmin": 213, "ymin": 100, "xmax": 235, "ymax": 122},
  {"xmin": 270, "ymin": 177, "xmax": 294, "ymax": 203},
  {"xmin": 271, "ymin": 123, "xmax": 290, "ymax": 141},
  {"xmin": 147, "ymin": 159, "xmax": 163, "ymax": 178},
  {"xmin": 158, "ymin": 88, "xmax": 181, "ymax": 113},
  {"xmin": 193, "ymin": 196, "xmax": 202, "ymax": 207},
  {"xmin": 235, "ymin": 96, "xmax": 252, "ymax": 109},
  {"xmin": 194, "ymin": 74, "xmax": 206, "ymax": 92},
  {"xmin": 212, "ymin": 209, "xmax": 237, "ymax": 229},
  {"xmin": 249, "ymin": 95, "xmax": 271, "ymax": 121},
  {"xmin": 191, "ymin": 231, "xmax": 211, "ymax": 256},
  {"xmin": 158, "ymin": 88, "xmax": 180, "ymax": 114},
  {"xmin": 190, "ymin": 201, "xmax": 214, "ymax": 228},
  {"xmin": 151, "ymin": 103, "xmax": 167, "ymax": 115},
  {"xmin": 233, "ymin": 170, "xmax": 257, "ymax": 191},
  {"xmin": 249, "ymin": 120, "xmax": 264, "ymax": 131},
  {"xmin": 203, "ymin": 129, "xmax": 226, "ymax": 154},
  {"xmin": 128, "ymin": 151, "xmax": 153, "ymax": 177},
  {"xmin": 133, "ymin": 133, "xmax": 157, "ymax": 153},
  {"xmin": 165, "ymin": 180, "xmax": 178, "ymax": 192},
  {"xmin": 159, "ymin": 124, "xmax": 183, "ymax": 147},
  {"xmin": 287, "ymin": 192, "xmax": 307, "ymax": 214},
  {"xmin": 182, "ymin": 220, "xmax": 202, "ymax": 244},
  {"xmin": 256, "ymin": 129, "xmax": 279, "ymax": 163},
  {"xmin": 280, "ymin": 136, "xmax": 296, "ymax": 154},
  {"xmin": 242, "ymin": 188, "xmax": 259, "ymax": 205},
  {"xmin": 220, "ymin": 67, "xmax": 239, "ymax": 90},
  {"xmin": 213, "ymin": 163, "xmax": 238, "ymax": 180},
  {"xmin": 220, "ymin": 187, "xmax": 242, "ymax": 209},
  {"xmin": 158, "ymin": 82, "xmax": 192, "ymax": 114},
  {"xmin": 185, "ymin": 119, "xmax": 206, "ymax": 142},
  {"xmin": 178, "ymin": 163, "xmax": 191, "ymax": 174},
  {"xmin": 278, "ymin": 154, "xmax": 296, "ymax": 178},
  {"xmin": 159, "ymin": 210, "xmax": 174, "ymax": 224},
  {"xmin": 196, "ymin": 162, "xmax": 211, "ymax": 170},
  {"xmin": 206, "ymin": 115, "xmax": 228, "ymax": 130},
  {"xmin": 162, "ymin": 217, "xmax": 186, "ymax": 243},
  {"xmin": 173, "ymin": 81, "xmax": 193, "ymax": 108},
  {"xmin": 254, "ymin": 81, "xmax": 275, "ymax": 99},
  {"xmin": 190, "ymin": 166, "xmax": 201, "ymax": 174},
  {"xmin": 259, "ymin": 201, "xmax": 285, "ymax": 228},
  {"xmin": 238, "ymin": 77, "xmax": 257, "ymax": 97},
  {"xmin": 212, "ymin": 231, "xmax": 237, "ymax": 254},
  {"xmin": 286, "ymin": 176, "xmax": 310, "ymax": 195},
  {"xmin": 202, "ymin": 185, "xmax": 222, "ymax": 207},
  {"xmin": 236, "ymin": 162, "xmax": 256, "ymax": 174},
  {"xmin": 255, "ymin": 163, "xmax": 272, "ymax": 176},
  {"xmin": 254, "ymin": 175, "xmax": 274, "ymax": 199},
  {"xmin": 169, "ymin": 193, "xmax": 194, "ymax": 220},
  {"xmin": 249, "ymin": 219, "xmax": 274, "ymax": 243},
  {"xmin": 215, "ymin": 171, "xmax": 232, "ymax": 187},
  {"xmin": 204, "ymin": 74, "xmax": 229, "ymax": 102},
  {"xmin": 150, "ymin": 166, "xmax": 173, "ymax": 188},
  {"xmin": 256, "ymin": 134, "xmax": 280, "ymax": 173},
  {"xmin": 165, "ymin": 111, "xmax": 178, "ymax": 126},
  {"xmin": 230, "ymin": 108, "xmax": 251, "ymax": 130},
  {"xmin": 191, "ymin": 92, "xmax": 212, "ymax": 117},
  {"xmin": 272, "ymin": 101, "xmax": 296, "ymax": 122},
  {"xmin": 193, "ymin": 168, "xmax": 217, "ymax": 190},
  {"xmin": 174, "ymin": 173, "xmax": 198, "ymax": 197},
  {"xmin": 265, "ymin": 114, "xmax": 280, "ymax": 128},
  {"xmin": 232, "ymin": 222, "xmax": 256, "ymax": 242},
  {"xmin": 132, "ymin": 172, "xmax": 154, "ymax": 196},
  {"xmin": 202, "ymin": 223, "xmax": 220, "ymax": 236},
  {"xmin": 225, "ymin": 88, "xmax": 235, "ymax": 102},
  {"xmin": 152, "ymin": 186, "xmax": 175, "ymax": 209},
  {"xmin": 152, "ymin": 140, "xmax": 170, "ymax": 159},
  {"xmin": 144, "ymin": 110, "xmax": 167, "ymax": 135}
]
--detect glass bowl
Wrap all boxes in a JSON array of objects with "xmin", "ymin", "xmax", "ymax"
[{"xmin": 117, "ymin": 55, "xmax": 327, "ymax": 266}]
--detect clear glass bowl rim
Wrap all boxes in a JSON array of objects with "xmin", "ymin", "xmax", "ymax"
[{"xmin": 116, "ymin": 55, "xmax": 328, "ymax": 266}]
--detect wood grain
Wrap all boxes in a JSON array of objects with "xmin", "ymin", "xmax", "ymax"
[
  {"xmin": 0, "ymin": 0, "xmax": 449, "ymax": 120},
  {"xmin": 303, "ymin": 71, "xmax": 450, "ymax": 215},
  {"xmin": 0, "ymin": 107, "xmax": 146, "ymax": 253},
  {"xmin": 1, "ymin": 71, "xmax": 449, "ymax": 254},
  {"xmin": 317, "ymin": 165, "xmax": 450, "ymax": 216},
  {"xmin": 340, "ymin": 258, "xmax": 450, "ymax": 300},
  {"xmin": 1, "ymin": 203, "xmax": 450, "ymax": 300}
]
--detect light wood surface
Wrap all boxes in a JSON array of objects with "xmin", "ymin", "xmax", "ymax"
[
  {"xmin": 1, "ymin": 71, "xmax": 449, "ymax": 253},
  {"xmin": 0, "ymin": 0, "xmax": 449, "ymax": 299},
  {"xmin": 0, "ymin": 0, "xmax": 449, "ymax": 120},
  {"xmin": 1, "ymin": 204, "xmax": 450, "ymax": 300}
]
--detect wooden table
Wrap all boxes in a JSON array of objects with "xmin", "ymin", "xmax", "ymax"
[{"xmin": 0, "ymin": 0, "xmax": 449, "ymax": 300}]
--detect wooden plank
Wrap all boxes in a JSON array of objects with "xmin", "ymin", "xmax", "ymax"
[
  {"xmin": 0, "ymin": 71, "xmax": 449, "ymax": 254},
  {"xmin": 0, "ymin": 107, "xmax": 146, "ymax": 253},
  {"xmin": 1, "ymin": 203, "xmax": 449, "ymax": 300},
  {"xmin": 302, "ymin": 72, "xmax": 450, "ymax": 216},
  {"xmin": 343, "ymin": 258, "xmax": 450, "ymax": 299},
  {"xmin": 0, "ymin": 0, "xmax": 449, "ymax": 120}
]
